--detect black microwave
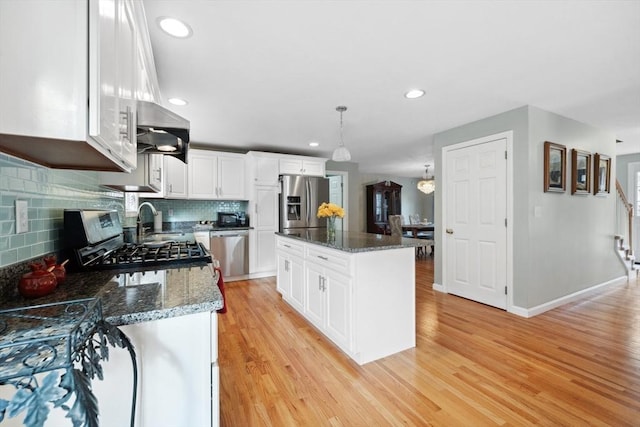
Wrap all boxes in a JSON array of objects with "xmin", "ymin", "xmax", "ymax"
[{"xmin": 217, "ymin": 212, "xmax": 247, "ymax": 227}]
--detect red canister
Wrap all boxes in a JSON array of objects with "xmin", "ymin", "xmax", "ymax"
[
  {"xmin": 19, "ymin": 263, "xmax": 57, "ymax": 298},
  {"xmin": 44, "ymin": 256, "xmax": 68, "ymax": 284}
]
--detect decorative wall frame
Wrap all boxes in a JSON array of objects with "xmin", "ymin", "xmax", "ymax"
[
  {"xmin": 571, "ymin": 149, "xmax": 591, "ymax": 195},
  {"xmin": 543, "ymin": 141, "xmax": 566, "ymax": 192},
  {"xmin": 593, "ymin": 153, "xmax": 611, "ymax": 196}
]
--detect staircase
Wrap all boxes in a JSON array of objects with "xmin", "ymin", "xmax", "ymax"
[{"xmin": 615, "ymin": 179, "xmax": 636, "ymax": 278}]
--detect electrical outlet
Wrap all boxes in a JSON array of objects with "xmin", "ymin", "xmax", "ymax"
[
  {"xmin": 168, "ymin": 209, "xmax": 174, "ymax": 216},
  {"xmin": 16, "ymin": 200, "xmax": 28, "ymax": 233}
]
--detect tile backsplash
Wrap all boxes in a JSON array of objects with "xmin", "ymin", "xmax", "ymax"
[
  {"xmin": 138, "ymin": 198, "xmax": 248, "ymax": 224},
  {"xmin": 0, "ymin": 153, "xmax": 123, "ymax": 267}
]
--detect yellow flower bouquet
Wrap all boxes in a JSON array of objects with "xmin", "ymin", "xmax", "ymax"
[
  {"xmin": 316, "ymin": 202, "xmax": 345, "ymax": 219},
  {"xmin": 317, "ymin": 202, "xmax": 344, "ymax": 242}
]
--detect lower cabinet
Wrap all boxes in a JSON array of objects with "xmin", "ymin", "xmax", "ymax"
[
  {"xmin": 304, "ymin": 261, "xmax": 351, "ymax": 352},
  {"xmin": 276, "ymin": 235, "xmax": 416, "ymax": 365},
  {"xmin": 93, "ymin": 311, "xmax": 217, "ymax": 427},
  {"xmin": 0, "ymin": 311, "xmax": 218, "ymax": 427}
]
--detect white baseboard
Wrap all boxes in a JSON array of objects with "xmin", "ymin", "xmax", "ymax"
[
  {"xmin": 509, "ymin": 275, "xmax": 629, "ymax": 318},
  {"xmin": 432, "ymin": 282, "xmax": 446, "ymax": 292}
]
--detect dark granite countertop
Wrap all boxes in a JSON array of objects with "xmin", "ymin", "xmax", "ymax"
[
  {"xmin": 276, "ymin": 230, "xmax": 426, "ymax": 253},
  {"xmin": 0, "ymin": 261, "xmax": 223, "ymax": 327}
]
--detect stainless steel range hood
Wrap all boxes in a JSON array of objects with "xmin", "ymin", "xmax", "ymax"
[{"xmin": 137, "ymin": 100, "xmax": 190, "ymax": 163}]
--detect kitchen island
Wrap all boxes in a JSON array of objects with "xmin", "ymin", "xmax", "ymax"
[
  {"xmin": 0, "ymin": 261, "xmax": 223, "ymax": 427},
  {"xmin": 276, "ymin": 230, "xmax": 422, "ymax": 365}
]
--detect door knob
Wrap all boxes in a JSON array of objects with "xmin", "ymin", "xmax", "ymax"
[{"xmin": 446, "ymin": 228, "xmax": 454, "ymax": 234}]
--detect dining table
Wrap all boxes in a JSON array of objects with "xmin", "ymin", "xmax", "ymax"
[
  {"xmin": 401, "ymin": 223, "xmax": 435, "ymax": 257},
  {"xmin": 401, "ymin": 223, "xmax": 434, "ymax": 237}
]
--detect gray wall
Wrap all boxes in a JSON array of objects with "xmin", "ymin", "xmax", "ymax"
[
  {"xmin": 434, "ymin": 105, "xmax": 625, "ymax": 310},
  {"xmin": 326, "ymin": 160, "xmax": 361, "ymax": 232}
]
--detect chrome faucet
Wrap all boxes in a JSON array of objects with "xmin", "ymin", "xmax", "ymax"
[{"xmin": 137, "ymin": 201, "xmax": 158, "ymax": 238}]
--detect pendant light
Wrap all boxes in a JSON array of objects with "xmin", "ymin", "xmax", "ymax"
[
  {"xmin": 417, "ymin": 164, "xmax": 435, "ymax": 194},
  {"xmin": 332, "ymin": 106, "xmax": 351, "ymax": 162}
]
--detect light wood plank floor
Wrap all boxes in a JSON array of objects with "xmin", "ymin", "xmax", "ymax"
[{"xmin": 218, "ymin": 259, "xmax": 640, "ymax": 426}]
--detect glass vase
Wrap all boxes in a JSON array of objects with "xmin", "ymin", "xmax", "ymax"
[{"xmin": 327, "ymin": 216, "xmax": 336, "ymax": 242}]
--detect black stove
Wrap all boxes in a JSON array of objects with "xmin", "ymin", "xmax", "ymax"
[
  {"xmin": 81, "ymin": 240, "xmax": 210, "ymax": 270},
  {"xmin": 64, "ymin": 210, "xmax": 211, "ymax": 272}
]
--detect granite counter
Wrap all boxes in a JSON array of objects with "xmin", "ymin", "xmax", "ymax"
[
  {"xmin": 0, "ymin": 262, "xmax": 223, "ymax": 326},
  {"xmin": 276, "ymin": 230, "xmax": 424, "ymax": 253}
]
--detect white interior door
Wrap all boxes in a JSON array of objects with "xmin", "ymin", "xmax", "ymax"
[{"xmin": 444, "ymin": 136, "xmax": 507, "ymax": 309}]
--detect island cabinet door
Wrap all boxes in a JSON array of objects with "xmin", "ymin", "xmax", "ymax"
[
  {"xmin": 277, "ymin": 253, "xmax": 292, "ymax": 297},
  {"xmin": 304, "ymin": 262, "xmax": 325, "ymax": 330},
  {"xmin": 288, "ymin": 255, "xmax": 305, "ymax": 312},
  {"xmin": 323, "ymin": 269, "xmax": 352, "ymax": 353}
]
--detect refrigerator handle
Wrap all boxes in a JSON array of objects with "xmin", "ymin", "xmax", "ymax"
[{"xmin": 305, "ymin": 178, "xmax": 310, "ymax": 224}]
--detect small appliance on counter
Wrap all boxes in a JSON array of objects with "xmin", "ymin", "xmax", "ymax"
[{"xmin": 216, "ymin": 211, "xmax": 248, "ymax": 228}]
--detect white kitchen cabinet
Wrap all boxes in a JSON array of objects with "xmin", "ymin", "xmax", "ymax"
[
  {"xmin": 276, "ymin": 235, "xmax": 416, "ymax": 365},
  {"xmin": 91, "ymin": 311, "xmax": 216, "ymax": 427},
  {"xmin": 89, "ymin": 0, "xmax": 138, "ymax": 170},
  {"xmin": 0, "ymin": 311, "xmax": 218, "ymax": 427},
  {"xmin": 303, "ymin": 260, "xmax": 351, "ymax": 353},
  {"xmin": 188, "ymin": 149, "xmax": 246, "ymax": 200},
  {"xmin": 279, "ymin": 155, "xmax": 326, "ymax": 177},
  {"xmin": 246, "ymin": 151, "xmax": 281, "ymax": 186},
  {"xmin": 276, "ymin": 238, "xmax": 304, "ymax": 312},
  {"xmin": 248, "ymin": 185, "xmax": 279, "ymax": 276},
  {"xmin": 99, "ymin": 153, "xmax": 162, "ymax": 192},
  {"xmin": 164, "ymin": 155, "xmax": 188, "ymax": 198},
  {"xmin": 0, "ymin": 0, "xmax": 144, "ymax": 172}
]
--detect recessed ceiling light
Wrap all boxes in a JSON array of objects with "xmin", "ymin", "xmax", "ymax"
[
  {"xmin": 405, "ymin": 89, "xmax": 425, "ymax": 99},
  {"xmin": 157, "ymin": 17, "xmax": 192, "ymax": 38},
  {"xmin": 168, "ymin": 98, "xmax": 188, "ymax": 106},
  {"xmin": 309, "ymin": 141, "xmax": 319, "ymax": 147}
]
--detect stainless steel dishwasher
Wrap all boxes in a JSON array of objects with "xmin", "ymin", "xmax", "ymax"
[{"xmin": 209, "ymin": 230, "xmax": 249, "ymax": 278}]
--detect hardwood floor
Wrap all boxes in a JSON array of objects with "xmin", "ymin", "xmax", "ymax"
[{"xmin": 218, "ymin": 260, "xmax": 640, "ymax": 426}]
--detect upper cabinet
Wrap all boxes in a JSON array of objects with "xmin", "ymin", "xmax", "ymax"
[
  {"xmin": 164, "ymin": 155, "xmax": 188, "ymax": 199},
  {"xmin": 188, "ymin": 149, "xmax": 246, "ymax": 200},
  {"xmin": 0, "ymin": 0, "xmax": 151, "ymax": 172},
  {"xmin": 246, "ymin": 151, "xmax": 280, "ymax": 187},
  {"xmin": 279, "ymin": 155, "xmax": 326, "ymax": 177},
  {"xmin": 89, "ymin": 0, "xmax": 137, "ymax": 170}
]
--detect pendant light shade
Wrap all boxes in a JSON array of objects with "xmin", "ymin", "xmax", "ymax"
[
  {"xmin": 417, "ymin": 165, "xmax": 435, "ymax": 194},
  {"xmin": 332, "ymin": 106, "xmax": 351, "ymax": 162}
]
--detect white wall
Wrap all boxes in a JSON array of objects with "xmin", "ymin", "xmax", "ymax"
[{"xmin": 434, "ymin": 105, "xmax": 626, "ymax": 310}]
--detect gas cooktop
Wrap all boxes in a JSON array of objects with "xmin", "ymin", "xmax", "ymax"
[{"xmin": 80, "ymin": 240, "xmax": 211, "ymax": 271}]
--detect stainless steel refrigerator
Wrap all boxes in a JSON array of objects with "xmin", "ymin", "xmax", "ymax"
[{"xmin": 279, "ymin": 175, "xmax": 330, "ymax": 232}]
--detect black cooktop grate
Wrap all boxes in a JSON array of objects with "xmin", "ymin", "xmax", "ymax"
[{"xmin": 80, "ymin": 240, "xmax": 210, "ymax": 270}]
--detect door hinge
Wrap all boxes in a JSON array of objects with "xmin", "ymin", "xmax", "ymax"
[{"xmin": 505, "ymin": 286, "xmax": 508, "ymax": 295}]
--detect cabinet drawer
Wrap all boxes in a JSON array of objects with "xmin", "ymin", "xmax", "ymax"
[
  {"xmin": 277, "ymin": 238, "xmax": 304, "ymax": 255},
  {"xmin": 306, "ymin": 245, "xmax": 350, "ymax": 273}
]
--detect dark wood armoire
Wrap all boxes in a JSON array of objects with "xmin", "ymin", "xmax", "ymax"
[{"xmin": 366, "ymin": 181, "xmax": 402, "ymax": 234}]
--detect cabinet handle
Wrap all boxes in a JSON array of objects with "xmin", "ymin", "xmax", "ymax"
[
  {"xmin": 155, "ymin": 168, "xmax": 162, "ymax": 181},
  {"xmin": 317, "ymin": 255, "xmax": 328, "ymax": 261},
  {"xmin": 446, "ymin": 228, "xmax": 454, "ymax": 235},
  {"xmin": 283, "ymin": 244, "xmax": 291, "ymax": 248},
  {"xmin": 169, "ymin": 184, "xmax": 173, "ymax": 193},
  {"xmin": 119, "ymin": 106, "xmax": 133, "ymax": 145},
  {"xmin": 318, "ymin": 276, "xmax": 322, "ymax": 291},
  {"xmin": 285, "ymin": 260, "xmax": 289, "ymax": 271},
  {"xmin": 322, "ymin": 276, "xmax": 326, "ymax": 292}
]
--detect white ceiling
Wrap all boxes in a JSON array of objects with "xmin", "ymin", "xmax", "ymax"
[{"xmin": 143, "ymin": 0, "xmax": 640, "ymax": 177}]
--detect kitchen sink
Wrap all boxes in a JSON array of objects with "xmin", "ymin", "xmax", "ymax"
[{"xmin": 142, "ymin": 232, "xmax": 186, "ymax": 244}]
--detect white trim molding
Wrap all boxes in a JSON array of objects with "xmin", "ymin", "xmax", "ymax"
[{"xmin": 510, "ymin": 276, "xmax": 629, "ymax": 318}]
